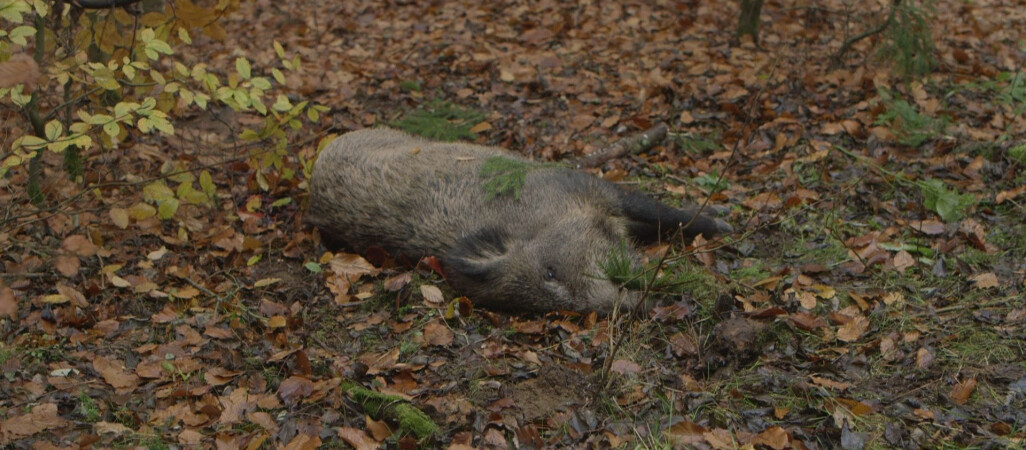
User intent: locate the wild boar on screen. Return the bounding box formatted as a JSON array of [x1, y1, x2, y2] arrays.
[[307, 128, 731, 314]]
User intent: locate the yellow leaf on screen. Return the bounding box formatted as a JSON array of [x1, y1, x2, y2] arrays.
[[109, 207, 129, 229], [254, 278, 281, 288], [43, 294, 70, 304], [267, 316, 287, 328], [128, 202, 156, 220]]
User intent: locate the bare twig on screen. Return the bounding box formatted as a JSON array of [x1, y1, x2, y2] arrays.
[[71, 0, 144, 9], [571, 123, 668, 169], [830, 0, 902, 69]]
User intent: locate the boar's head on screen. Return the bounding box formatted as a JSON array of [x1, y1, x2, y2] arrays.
[[443, 211, 639, 314]]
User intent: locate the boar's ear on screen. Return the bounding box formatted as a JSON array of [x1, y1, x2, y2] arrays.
[[443, 227, 511, 282], [614, 188, 732, 243]]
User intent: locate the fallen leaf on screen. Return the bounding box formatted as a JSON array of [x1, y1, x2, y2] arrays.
[[0, 53, 41, 91], [62, 234, 98, 257], [420, 284, 444, 305], [892, 250, 916, 272], [94, 421, 132, 435], [93, 356, 141, 392], [278, 376, 314, 405], [283, 433, 321, 450], [610, 359, 641, 375], [970, 272, 999, 289], [751, 426, 789, 450], [267, 316, 287, 328], [0, 403, 69, 443], [916, 347, 934, 369], [909, 219, 945, 235], [55, 255, 80, 277], [336, 427, 377, 450], [836, 315, 870, 342], [423, 320, 454, 346], [810, 375, 851, 391], [469, 121, 492, 133], [365, 416, 393, 441], [109, 207, 130, 229], [742, 192, 782, 211], [950, 378, 977, 405], [0, 283, 17, 319]]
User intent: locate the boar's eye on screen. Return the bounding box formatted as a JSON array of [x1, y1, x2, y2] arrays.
[[544, 266, 556, 281]]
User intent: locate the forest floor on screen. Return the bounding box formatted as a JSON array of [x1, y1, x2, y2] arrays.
[[2, 0, 1025, 448]]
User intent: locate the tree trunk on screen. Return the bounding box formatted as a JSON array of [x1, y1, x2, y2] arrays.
[[736, 0, 764, 44]]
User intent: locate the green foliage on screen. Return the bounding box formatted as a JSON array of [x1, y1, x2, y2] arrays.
[[480, 156, 533, 200], [675, 132, 721, 155], [875, 89, 948, 147], [0, 0, 325, 214], [995, 71, 1026, 114], [916, 178, 975, 222], [601, 242, 719, 301], [694, 170, 729, 192], [399, 80, 422, 92], [1008, 143, 1026, 165], [391, 100, 484, 141], [77, 392, 101, 423], [877, 0, 936, 77]]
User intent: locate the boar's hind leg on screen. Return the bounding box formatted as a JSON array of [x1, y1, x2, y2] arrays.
[[616, 188, 732, 243]]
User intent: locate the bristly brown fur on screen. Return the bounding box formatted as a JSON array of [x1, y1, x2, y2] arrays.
[[307, 128, 731, 314]]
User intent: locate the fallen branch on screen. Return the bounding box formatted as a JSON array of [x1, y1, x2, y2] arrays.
[[572, 123, 668, 169], [344, 384, 440, 440]]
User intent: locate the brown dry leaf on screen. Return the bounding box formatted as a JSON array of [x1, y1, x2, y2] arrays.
[[469, 121, 492, 133], [751, 426, 789, 450], [789, 312, 827, 331], [950, 378, 977, 405], [664, 420, 706, 445], [0, 282, 17, 319], [810, 375, 852, 391], [742, 192, 782, 211], [55, 254, 80, 277], [327, 253, 380, 295], [93, 356, 141, 393], [0, 403, 69, 443], [278, 376, 315, 405], [94, 421, 133, 436], [420, 284, 444, 306], [610, 359, 641, 375], [797, 291, 817, 309], [336, 427, 377, 450], [283, 433, 321, 450], [219, 388, 256, 425], [970, 272, 999, 289], [909, 219, 945, 235], [0, 54, 40, 91], [246, 411, 279, 432], [916, 347, 934, 369], [835, 397, 873, 415], [892, 250, 916, 272], [205, 367, 241, 385], [62, 234, 98, 257], [703, 428, 737, 450], [669, 332, 698, 357], [996, 185, 1026, 204], [384, 272, 412, 291], [423, 320, 454, 346], [365, 416, 393, 441], [836, 315, 870, 342]]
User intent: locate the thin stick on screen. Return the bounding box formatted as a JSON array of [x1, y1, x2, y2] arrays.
[[572, 123, 668, 169]]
